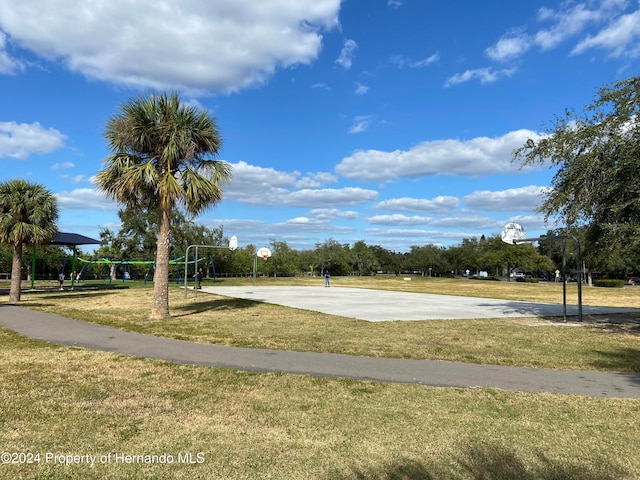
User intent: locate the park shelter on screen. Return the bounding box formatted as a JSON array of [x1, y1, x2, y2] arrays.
[[29, 232, 102, 289]]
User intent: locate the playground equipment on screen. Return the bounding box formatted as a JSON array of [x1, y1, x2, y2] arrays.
[[183, 236, 238, 299]]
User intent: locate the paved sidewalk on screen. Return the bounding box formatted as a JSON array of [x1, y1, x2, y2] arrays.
[[1, 304, 639, 399]]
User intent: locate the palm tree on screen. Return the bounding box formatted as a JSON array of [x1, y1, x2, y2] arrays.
[[95, 92, 231, 319], [0, 179, 59, 302]]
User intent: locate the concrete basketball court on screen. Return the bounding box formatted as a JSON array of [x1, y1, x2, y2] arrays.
[[200, 285, 640, 321]]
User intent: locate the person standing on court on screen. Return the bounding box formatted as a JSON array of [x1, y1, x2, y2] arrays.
[[194, 268, 203, 289], [324, 270, 330, 287]]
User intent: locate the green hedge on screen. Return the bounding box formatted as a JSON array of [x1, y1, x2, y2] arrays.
[[593, 279, 625, 288], [471, 275, 501, 281], [515, 277, 540, 283]]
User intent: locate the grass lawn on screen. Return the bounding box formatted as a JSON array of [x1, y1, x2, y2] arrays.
[[1, 276, 639, 479], [1, 329, 639, 479], [7, 276, 640, 371]]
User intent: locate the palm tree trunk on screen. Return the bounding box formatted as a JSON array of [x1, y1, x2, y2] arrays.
[[151, 206, 171, 319], [9, 241, 23, 302]]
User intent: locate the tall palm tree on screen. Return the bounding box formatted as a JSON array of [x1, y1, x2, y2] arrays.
[[0, 179, 59, 302], [96, 92, 231, 319]]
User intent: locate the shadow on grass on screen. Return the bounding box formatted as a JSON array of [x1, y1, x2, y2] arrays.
[[171, 297, 256, 318], [334, 443, 629, 479], [3, 291, 122, 308], [588, 347, 640, 376]]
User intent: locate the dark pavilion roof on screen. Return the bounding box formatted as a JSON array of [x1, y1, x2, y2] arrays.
[[51, 232, 103, 246]]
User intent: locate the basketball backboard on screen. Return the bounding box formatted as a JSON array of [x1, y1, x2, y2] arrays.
[[228, 235, 238, 251], [501, 222, 526, 244], [257, 247, 272, 259]]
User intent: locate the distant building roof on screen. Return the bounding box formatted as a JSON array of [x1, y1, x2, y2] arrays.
[[52, 232, 103, 246]]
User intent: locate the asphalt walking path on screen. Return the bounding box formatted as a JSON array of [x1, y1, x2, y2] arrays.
[[1, 287, 640, 399]]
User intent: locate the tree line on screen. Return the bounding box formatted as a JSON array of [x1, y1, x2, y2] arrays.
[[88, 206, 598, 281]]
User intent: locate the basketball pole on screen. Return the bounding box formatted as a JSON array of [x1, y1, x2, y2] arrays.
[[184, 238, 238, 299]]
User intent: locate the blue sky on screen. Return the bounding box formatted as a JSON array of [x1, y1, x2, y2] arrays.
[[1, 0, 639, 253]]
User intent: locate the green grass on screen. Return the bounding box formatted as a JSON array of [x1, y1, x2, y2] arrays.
[[0, 329, 639, 479], [9, 277, 640, 371], [2, 276, 640, 478]]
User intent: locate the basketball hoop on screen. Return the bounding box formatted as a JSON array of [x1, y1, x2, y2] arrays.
[[501, 222, 526, 244], [257, 247, 272, 261]]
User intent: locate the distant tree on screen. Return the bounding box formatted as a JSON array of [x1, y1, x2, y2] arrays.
[[513, 75, 640, 263], [349, 240, 380, 275], [94, 203, 225, 261], [96, 92, 231, 319], [407, 244, 447, 276], [268, 240, 301, 277], [369, 245, 399, 274], [478, 235, 554, 277], [0, 179, 58, 302], [313, 238, 350, 276]]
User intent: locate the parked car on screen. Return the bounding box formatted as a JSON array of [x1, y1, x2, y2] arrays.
[[625, 277, 640, 285]]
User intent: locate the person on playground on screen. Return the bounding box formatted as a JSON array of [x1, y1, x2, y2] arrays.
[[324, 270, 330, 287], [194, 268, 203, 289], [58, 272, 65, 290]]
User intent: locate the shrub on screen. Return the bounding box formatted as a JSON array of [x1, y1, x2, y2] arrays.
[[515, 277, 540, 283], [593, 279, 625, 288]]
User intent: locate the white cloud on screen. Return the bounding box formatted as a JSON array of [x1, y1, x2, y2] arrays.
[[225, 161, 376, 207], [336, 129, 544, 182], [486, 32, 531, 62], [226, 160, 332, 192], [483, 2, 639, 63], [69, 175, 87, 184], [335, 39, 358, 70], [0, 31, 24, 74], [387, 0, 404, 8], [390, 52, 440, 68], [203, 218, 266, 234], [412, 52, 440, 67], [365, 227, 481, 244], [0, 0, 342, 93], [58, 174, 86, 184], [51, 161, 75, 170], [430, 215, 503, 230], [354, 82, 369, 95], [273, 216, 352, 234], [308, 208, 359, 220], [374, 196, 459, 214], [572, 10, 640, 57], [55, 188, 118, 211], [368, 214, 434, 226], [312, 82, 331, 90], [348, 115, 373, 134], [506, 215, 549, 232], [295, 171, 338, 188], [285, 188, 378, 208], [463, 185, 550, 212], [0, 121, 66, 159], [444, 67, 517, 87], [534, 3, 606, 50]]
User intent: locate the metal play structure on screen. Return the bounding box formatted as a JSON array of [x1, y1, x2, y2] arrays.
[[183, 236, 238, 298]]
